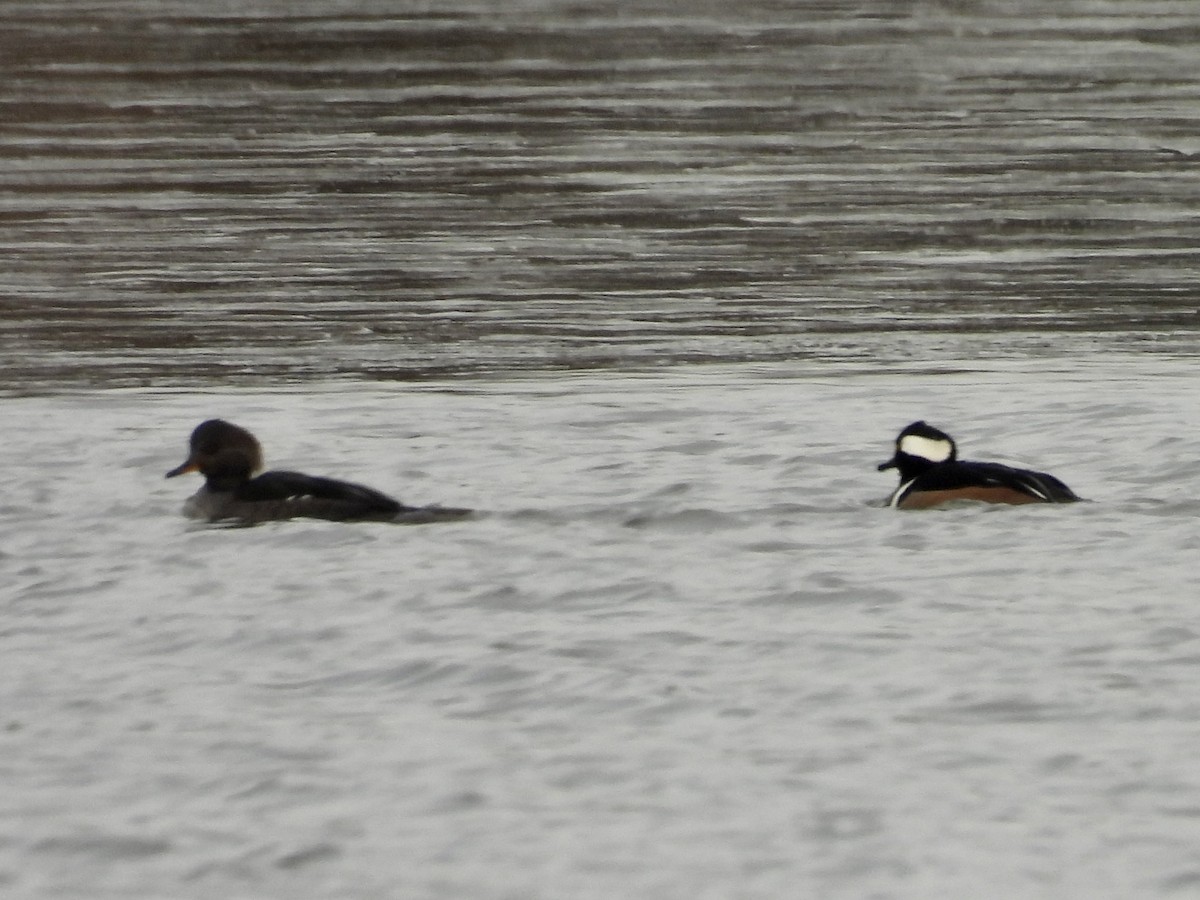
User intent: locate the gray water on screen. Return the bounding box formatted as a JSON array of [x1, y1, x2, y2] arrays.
[[2, 2, 1200, 898], [2, 0, 1199, 388]]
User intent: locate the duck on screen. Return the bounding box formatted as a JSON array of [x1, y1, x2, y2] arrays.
[[878, 421, 1081, 509], [165, 419, 471, 524]]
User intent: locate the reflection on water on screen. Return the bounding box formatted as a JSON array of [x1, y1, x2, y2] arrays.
[[1, 0, 1198, 390]]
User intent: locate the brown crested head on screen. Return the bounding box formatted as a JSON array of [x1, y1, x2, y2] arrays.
[[165, 419, 265, 480]]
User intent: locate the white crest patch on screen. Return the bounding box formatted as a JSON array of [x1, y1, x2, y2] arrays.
[[898, 433, 953, 463]]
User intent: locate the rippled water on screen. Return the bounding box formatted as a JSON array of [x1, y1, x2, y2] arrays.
[[7, 357, 1200, 898], [3, 1, 1200, 898], [2, 0, 1199, 388]]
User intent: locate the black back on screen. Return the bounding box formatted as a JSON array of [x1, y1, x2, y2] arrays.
[[907, 460, 1080, 503], [235, 470, 406, 520]]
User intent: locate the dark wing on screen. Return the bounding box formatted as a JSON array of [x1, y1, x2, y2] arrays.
[[927, 461, 1080, 503], [239, 470, 405, 520]]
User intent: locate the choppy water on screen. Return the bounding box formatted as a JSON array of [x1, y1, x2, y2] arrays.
[[2, 0, 1199, 388], [3, 1, 1200, 898]]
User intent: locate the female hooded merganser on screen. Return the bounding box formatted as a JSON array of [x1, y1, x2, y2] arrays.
[[878, 421, 1081, 509], [166, 419, 471, 524]]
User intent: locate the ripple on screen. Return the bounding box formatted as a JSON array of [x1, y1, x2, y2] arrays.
[[2, 4, 1198, 391], [32, 834, 171, 859]]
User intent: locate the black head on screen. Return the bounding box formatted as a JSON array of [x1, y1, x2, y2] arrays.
[[878, 421, 957, 481]]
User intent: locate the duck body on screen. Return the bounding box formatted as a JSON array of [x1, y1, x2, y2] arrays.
[[180, 470, 408, 524], [167, 419, 471, 525], [879, 421, 1081, 510]]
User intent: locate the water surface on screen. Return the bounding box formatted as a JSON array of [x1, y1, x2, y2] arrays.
[[1, 0, 1198, 389], [5, 358, 1200, 898], [2, 2, 1200, 898]]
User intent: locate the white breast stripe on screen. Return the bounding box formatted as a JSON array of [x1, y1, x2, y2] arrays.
[[889, 478, 917, 508]]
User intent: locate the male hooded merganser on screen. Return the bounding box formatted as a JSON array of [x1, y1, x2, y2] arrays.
[[878, 421, 1081, 510], [166, 419, 471, 524]]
